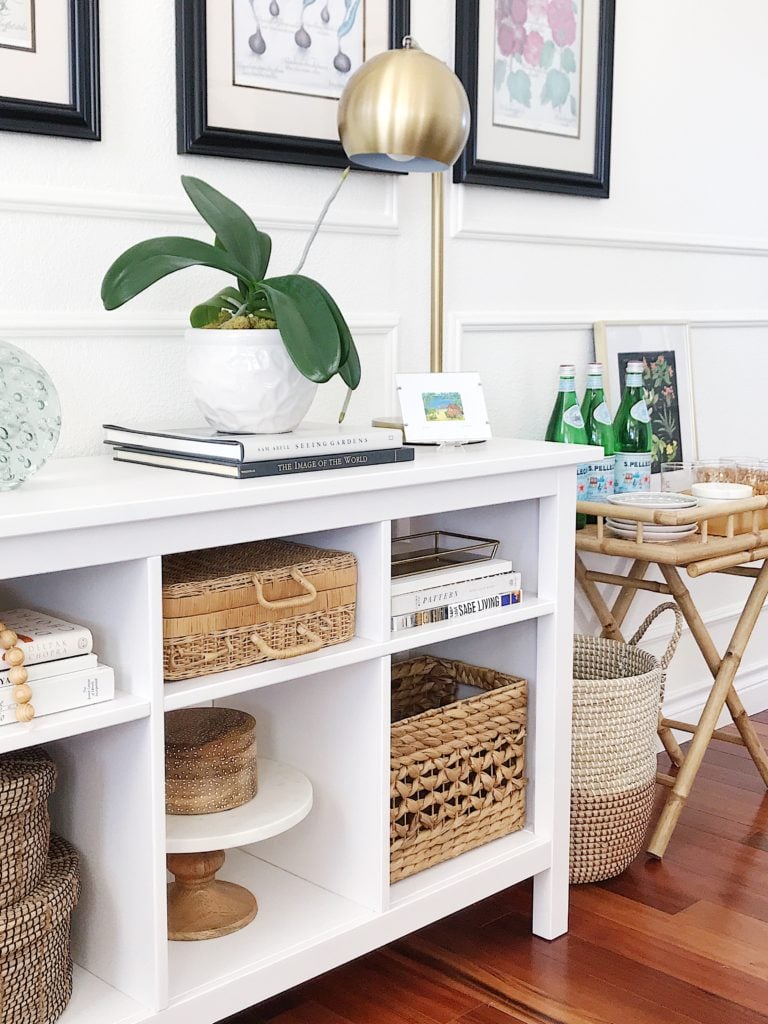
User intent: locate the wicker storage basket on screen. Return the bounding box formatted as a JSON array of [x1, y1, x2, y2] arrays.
[[0, 749, 56, 910], [165, 708, 258, 814], [570, 602, 683, 884], [162, 539, 357, 681], [0, 834, 80, 1024], [390, 656, 527, 883]]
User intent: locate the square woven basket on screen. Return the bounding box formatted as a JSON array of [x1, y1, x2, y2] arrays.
[[162, 539, 357, 681], [390, 656, 527, 883]]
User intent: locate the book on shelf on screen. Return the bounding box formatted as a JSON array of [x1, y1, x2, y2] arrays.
[[103, 421, 403, 462], [391, 592, 521, 632], [0, 664, 115, 726], [390, 556, 515, 597], [0, 609, 93, 667], [112, 445, 415, 478], [0, 652, 98, 683], [391, 569, 522, 616]]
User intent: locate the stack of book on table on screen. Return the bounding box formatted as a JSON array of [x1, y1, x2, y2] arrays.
[[0, 609, 115, 725], [103, 422, 415, 479], [391, 558, 522, 632]]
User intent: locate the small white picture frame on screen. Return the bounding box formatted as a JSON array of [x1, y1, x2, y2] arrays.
[[395, 372, 492, 445]]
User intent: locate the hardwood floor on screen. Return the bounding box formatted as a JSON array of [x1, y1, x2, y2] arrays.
[[224, 712, 768, 1024]]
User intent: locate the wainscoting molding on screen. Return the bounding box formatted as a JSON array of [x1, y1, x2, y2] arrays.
[[0, 179, 399, 235], [449, 186, 768, 258]]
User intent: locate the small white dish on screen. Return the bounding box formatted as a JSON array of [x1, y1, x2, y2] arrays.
[[690, 482, 753, 501], [608, 491, 698, 510], [606, 518, 697, 535], [606, 523, 697, 543]]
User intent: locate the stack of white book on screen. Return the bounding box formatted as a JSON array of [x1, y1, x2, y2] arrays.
[[391, 559, 522, 632], [0, 609, 115, 726]]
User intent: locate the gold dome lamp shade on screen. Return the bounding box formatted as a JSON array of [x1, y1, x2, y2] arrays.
[[338, 39, 471, 371]]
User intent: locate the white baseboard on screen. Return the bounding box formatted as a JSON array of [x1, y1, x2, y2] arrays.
[[657, 661, 768, 750]]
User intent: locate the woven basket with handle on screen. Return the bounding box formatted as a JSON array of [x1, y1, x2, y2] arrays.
[[390, 656, 527, 883], [570, 601, 683, 884]]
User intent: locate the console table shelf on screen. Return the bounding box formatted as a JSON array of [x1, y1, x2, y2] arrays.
[[0, 439, 593, 1024]]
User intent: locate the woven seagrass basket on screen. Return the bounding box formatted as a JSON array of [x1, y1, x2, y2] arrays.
[[570, 602, 683, 884], [390, 656, 527, 883], [0, 749, 56, 910], [162, 539, 357, 680], [0, 834, 80, 1024]]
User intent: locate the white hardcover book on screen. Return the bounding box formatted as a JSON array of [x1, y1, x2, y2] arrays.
[[103, 422, 403, 463], [0, 609, 93, 667], [390, 557, 514, 598], [391, 591, 521, 632], [391, 571, 522, 616], [0, 652, 98, 683], [0, 664, 115, 726]]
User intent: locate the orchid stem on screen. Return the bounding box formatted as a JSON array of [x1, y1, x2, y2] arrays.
[[293, 167, 351, 275], [338, 386, 353, 424]]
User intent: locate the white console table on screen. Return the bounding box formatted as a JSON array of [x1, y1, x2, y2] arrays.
[[0, 438, 594, 1024]]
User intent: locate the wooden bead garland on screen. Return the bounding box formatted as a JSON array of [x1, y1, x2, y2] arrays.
[[0, 621, 34, 722]]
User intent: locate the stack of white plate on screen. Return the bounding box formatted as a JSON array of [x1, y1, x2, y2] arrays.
[[605, 492, 699, 543]]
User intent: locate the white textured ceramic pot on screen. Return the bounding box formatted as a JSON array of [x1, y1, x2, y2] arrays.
[[186, 328, 317, 434]]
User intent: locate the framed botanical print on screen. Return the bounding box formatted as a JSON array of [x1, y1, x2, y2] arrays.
[[176, 0, 410, 168], [0, 0, 100, 139], [454, 0, 615, 196]]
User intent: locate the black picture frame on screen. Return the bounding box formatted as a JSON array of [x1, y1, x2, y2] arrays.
[[0, 0, 100, 140], [454, 0, 615, 197], [176, 0, 410, 168]]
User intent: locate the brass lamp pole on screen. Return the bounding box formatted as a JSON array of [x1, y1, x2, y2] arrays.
[[337, 38, 471, 373]]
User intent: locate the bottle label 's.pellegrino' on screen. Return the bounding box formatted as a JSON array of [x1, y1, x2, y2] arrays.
[[593, 401, 612, 426], [576, 462, 590, 500], [630, 400, 650, 424], [558, 378, 577, 392], [584, 457, 615, 501], [626, 371, 644, 387], [563, 405, 585, 429], [614, 452, 652, 493]]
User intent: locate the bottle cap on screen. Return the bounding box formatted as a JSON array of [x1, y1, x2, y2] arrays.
[[626, 360, 645, 373], [587, 363, 603, 374], [559, 364, 576, 376]]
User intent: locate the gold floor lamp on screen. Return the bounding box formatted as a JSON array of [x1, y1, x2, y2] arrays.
[[337, 37, 471, 374]]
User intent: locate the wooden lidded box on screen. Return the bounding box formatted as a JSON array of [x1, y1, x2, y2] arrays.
[[162, 539, 357, 681], [165, 708, 258, 815]]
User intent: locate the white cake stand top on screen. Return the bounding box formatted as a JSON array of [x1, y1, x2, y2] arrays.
[[166, 757, 313, 854]]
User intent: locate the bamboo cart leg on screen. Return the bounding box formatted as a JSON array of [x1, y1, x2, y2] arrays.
[[606, 559, 650, 639], [660, 562, 768, 785], [575, 554, 625, 641], [649, 562, 768, 857]]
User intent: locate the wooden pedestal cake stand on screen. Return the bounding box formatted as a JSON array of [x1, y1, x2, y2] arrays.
[[166, 758, 313, 940]]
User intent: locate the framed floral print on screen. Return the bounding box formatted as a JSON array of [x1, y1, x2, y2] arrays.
[[0, 0, 100, 139], [176, 0, 410, 168], [454, 0, 615, 196]]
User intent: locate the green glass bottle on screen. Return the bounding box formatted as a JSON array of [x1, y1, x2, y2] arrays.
[[613, 360, 652, 493], [545, 364, 589, 527], [580, 362, 615, 502]]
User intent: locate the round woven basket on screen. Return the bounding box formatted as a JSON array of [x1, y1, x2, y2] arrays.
[[570, 602, 683, 884], [0, 749, 56, 910], [0, 833, 80, 1024]]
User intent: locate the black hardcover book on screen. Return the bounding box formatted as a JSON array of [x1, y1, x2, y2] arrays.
[[113, 445, 415, 478]]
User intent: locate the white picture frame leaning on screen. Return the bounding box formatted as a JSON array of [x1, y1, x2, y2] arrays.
[[395, 373, 492, 445], [594, 320, 698, 475]]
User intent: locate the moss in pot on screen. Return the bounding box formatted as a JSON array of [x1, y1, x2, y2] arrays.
[[101, 174, 360, 433]]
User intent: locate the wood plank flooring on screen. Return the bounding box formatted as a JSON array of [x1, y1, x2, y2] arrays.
[[223, 711, 768, 1024]]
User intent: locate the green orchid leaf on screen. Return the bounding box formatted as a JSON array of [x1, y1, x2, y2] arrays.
[[182, 176, 271, 280], [101, 237, 252, 310], [338, 337, 361, 390], [189, 287, 243, 328], [260, 275, 342, 383]]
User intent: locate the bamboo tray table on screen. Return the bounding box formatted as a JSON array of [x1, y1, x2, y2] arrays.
[[574, 494, 768, 858]]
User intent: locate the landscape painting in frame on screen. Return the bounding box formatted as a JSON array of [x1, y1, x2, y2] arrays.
[[0, 0, 35, 51], [232, 0, 365, 100], [422, 392, 466, 423], [594, 321, 697, 477], [493, 0, 583, 138]]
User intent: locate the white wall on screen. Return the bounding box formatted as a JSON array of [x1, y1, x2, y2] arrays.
[[2, 0, 767, 712]]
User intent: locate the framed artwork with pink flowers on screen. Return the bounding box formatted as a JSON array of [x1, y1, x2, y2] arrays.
[[454, 0, 615, 196]]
